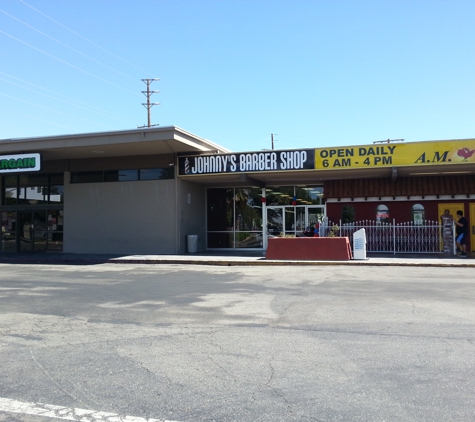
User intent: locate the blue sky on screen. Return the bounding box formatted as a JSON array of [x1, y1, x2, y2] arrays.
[[1, 0, 474, 152]]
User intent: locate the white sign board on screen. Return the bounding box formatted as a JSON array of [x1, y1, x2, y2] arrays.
[[353, 228, 367, 260]]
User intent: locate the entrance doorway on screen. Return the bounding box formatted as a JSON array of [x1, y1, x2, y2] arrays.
[[266, 206, 325, 238], [18, 211, 47, 252], [437, 203, 463, 252]]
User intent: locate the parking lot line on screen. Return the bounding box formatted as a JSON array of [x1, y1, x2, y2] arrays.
[[0, 397, 180, 422]]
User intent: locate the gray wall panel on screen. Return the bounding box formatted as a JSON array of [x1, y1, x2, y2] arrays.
[[64, 180, 177, 254]]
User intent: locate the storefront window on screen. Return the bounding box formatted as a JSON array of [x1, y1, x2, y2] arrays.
[[207, 186, 325, 248], [49, 174, 64, 204], [265, 186, 294, 206], [412, 204, 425, 225], [342, 205, 355, 224], [207, 188, 234, 232], [1, 211, 17, 252], [266, 186, 324, 206], [1, 174, 64, 252], [72, 168, 174, 183], [47, 210, 64, 251], [105, 169, 139, 182], [3, 175, 18, 205], [17, 174, 47, 205], [2, 174, 62, 206], [71, 171, 104, 184], [376, 204, 389, 224], [297, 186, 324, 205], [267, 208, 283, 236], [140, 168, 174, 180], [207, 187, 263, 249], [235, 188, 263, 248], [235, 188, 262, 231]]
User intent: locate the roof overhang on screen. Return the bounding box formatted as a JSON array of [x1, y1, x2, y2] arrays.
[[178, 163, 475, 187], [0, 126, 230, 161]]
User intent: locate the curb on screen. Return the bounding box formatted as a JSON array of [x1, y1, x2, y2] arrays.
[[0, 257, 474, 268]]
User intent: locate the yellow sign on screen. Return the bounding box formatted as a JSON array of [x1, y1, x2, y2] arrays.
[[315, 139, 475, 170]]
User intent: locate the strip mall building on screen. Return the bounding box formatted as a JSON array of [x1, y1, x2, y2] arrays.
[[1, 127, 474, 255]]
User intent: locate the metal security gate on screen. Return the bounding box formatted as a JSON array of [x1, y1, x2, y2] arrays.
[[321, 219, 448, 254]]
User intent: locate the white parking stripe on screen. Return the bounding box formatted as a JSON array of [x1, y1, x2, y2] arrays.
[[0, 397, 181, 422]]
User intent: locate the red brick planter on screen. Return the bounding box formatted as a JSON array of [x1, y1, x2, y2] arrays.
[[266, 237, 353, 261]]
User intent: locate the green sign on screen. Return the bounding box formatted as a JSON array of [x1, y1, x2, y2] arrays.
[[0, 153, 41, 173]]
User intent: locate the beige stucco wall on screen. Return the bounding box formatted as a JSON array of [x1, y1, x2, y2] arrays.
[[64, 178, 178, 255]]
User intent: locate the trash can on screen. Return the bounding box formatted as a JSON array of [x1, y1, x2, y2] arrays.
[[187, 235, 198, 253]]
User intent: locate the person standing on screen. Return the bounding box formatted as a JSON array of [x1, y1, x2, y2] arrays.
[[454, 210, 468, 257]]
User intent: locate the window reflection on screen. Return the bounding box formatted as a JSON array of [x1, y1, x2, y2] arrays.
[[71, 168, 174, 183], [47, 210, 64, 251], [376, 204, 389, 224], [49, 186, 64, 203], [342, 205, 355, 224], [207, 187, 263, 249], [266, 186, 324, 206], [1, 211, 17, 252], [2, 174, 63, 205], [207, 185, 325, 248]]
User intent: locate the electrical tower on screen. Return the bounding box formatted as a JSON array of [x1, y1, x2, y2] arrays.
[[138, 78, 160, 128]]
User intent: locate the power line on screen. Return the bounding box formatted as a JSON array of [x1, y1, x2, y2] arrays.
[[1, 0, 159, 134], [0, 73, 136, 125], [0, 29, 140, 96], [14, 112, 79, 131], [0, 8, 139, 83], [0, 91, 115, 128], [17, 0, 153, 77]]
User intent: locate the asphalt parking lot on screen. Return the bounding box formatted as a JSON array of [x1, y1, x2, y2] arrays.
[[0, 263, 474, 421]]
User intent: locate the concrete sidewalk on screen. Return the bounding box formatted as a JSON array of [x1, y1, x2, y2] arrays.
[[0, 251, 473, 267]]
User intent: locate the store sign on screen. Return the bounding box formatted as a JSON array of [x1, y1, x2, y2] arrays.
[[0, 153, 41, 173], [178, 150, 315, 175], [315, 140, 475, 170]]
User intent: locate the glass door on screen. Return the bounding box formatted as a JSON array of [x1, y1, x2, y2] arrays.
[[266, 205, 325, 238], [19, 211, 47, 252], [1, 211, 17, 252], [308, 207, 325, 235], [267, 207, 284, 237]]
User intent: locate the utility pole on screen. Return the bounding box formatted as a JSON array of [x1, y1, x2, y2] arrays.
[[138, 78, 160, 128], [271, 133, 278, 150], [373, 138, 404, 144]]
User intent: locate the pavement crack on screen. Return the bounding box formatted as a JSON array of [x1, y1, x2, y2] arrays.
[[29, 347, 92, 409], [207, 355, 234, 378], [265, 361, 291, 408]]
